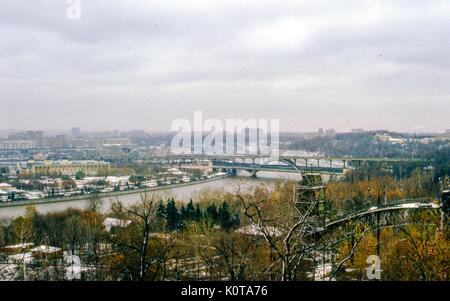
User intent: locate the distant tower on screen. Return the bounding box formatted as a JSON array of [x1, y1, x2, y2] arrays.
[[71, 127, 81, 137]]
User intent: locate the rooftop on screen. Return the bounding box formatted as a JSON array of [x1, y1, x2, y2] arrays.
[[30, 245, 62, 254], [3, 243, 34, 249], [103, 217, 132, 232]]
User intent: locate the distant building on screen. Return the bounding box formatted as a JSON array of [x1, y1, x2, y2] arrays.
[[374, 133, 406, 144], [32, 153, 47, 161], [0, 140, 36, 150], [351, 128, 364, 133], [103, 137, 132, 146], [27, 160, 110, 176], [126, 129, 147, 138], [0, 183, 13, 191], [106, 176, 129, 187], [325, 129, 336, 134], [42, 135, 69, 148], [0, 189, 7, 202], [71, 127, 81, 137], [318, 128, 324, 134], [8, 131, 43, 141]]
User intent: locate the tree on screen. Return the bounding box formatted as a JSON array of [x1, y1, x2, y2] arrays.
[[166, 199, 179, 231], [180, 205, 187, 222], [79, 210, 104, 266], [8, 206, 36, 280], [126, 192, 158, 280], [186, 199, 196, 221], [218, 201, 239, 230], [205, 203, 218, 224], [75, 171, 86, 180], [129, 175, 145, 187], [85, 193, 103, 213], [109, 200, 128, 219], [156, 200, 166, 218], [107, 194, 181, 281], [213, 231, 257, 280], [62, 179, 77, 191], [236, 183, 320, 281], [64, 215, 81, 255], [195, 204, 202, 221], [0, 223, 4, 248]]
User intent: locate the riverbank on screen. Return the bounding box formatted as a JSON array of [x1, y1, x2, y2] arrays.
[[0, 174, 231, 209]]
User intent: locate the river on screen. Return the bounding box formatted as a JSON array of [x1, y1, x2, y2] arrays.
[[0, 171, 303, 220]]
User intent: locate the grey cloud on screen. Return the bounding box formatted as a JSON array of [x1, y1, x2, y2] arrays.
[[0, 0, 449, 133]]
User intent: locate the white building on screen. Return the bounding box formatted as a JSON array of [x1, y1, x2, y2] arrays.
[[103, 218, 132, 232], [106, 176, 129, 187], [374, 133, 406, 144], [0, 189, 7, 201], [0, 183, 13, 191]]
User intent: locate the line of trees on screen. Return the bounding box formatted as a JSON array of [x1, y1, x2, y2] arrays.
[[155, 198, 240, 232]]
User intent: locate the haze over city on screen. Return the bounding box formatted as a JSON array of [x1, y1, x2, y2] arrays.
[[1, 0, 450, 133]]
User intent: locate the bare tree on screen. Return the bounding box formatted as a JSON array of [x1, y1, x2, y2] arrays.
[[212, 231, 256, 281], [9, 206, 35, 280], [328, 227, 371, 280], [126, 192, 157, 280], [236, 186, 318, 281], [85, 193, 104, 213]]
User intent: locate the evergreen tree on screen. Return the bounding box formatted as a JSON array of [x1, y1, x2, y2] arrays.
[[156, 200, 166, 218], [178, 204, 187, 229], [186, 199, 196, 221], [205, 203, 219, 224], [75, 171, 86, 180], [195, 203, 203, 221], [218, 201, 234, 229], [166, 198, 179, 231], [232, 213, 241, 229], [180, 204, 187, 220]]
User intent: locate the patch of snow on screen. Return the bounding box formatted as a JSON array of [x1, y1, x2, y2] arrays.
[[103, 217, 132, 232], [236, 224, 283, 237]]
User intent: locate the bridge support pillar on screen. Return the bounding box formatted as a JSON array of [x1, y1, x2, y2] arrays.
[[440, 186, 449, 233], [376, 195, 381, 256], [440, 211, 447, 233]]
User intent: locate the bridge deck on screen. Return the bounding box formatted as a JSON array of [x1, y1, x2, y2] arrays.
[[324, 198, 441, 230], [212, 161, 344, 174]]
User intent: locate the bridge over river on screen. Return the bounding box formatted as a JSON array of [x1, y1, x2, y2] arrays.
[[212, 161, 344, 176], [209, 156, 429, 177]]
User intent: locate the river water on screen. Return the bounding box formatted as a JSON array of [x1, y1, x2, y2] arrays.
[[0, 171, 303, 220]]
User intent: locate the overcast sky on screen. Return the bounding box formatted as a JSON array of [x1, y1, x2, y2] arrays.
[[1, 0, 449, 133]]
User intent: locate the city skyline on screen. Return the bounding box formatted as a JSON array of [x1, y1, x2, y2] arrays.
[[1, 1, 450, 133]]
